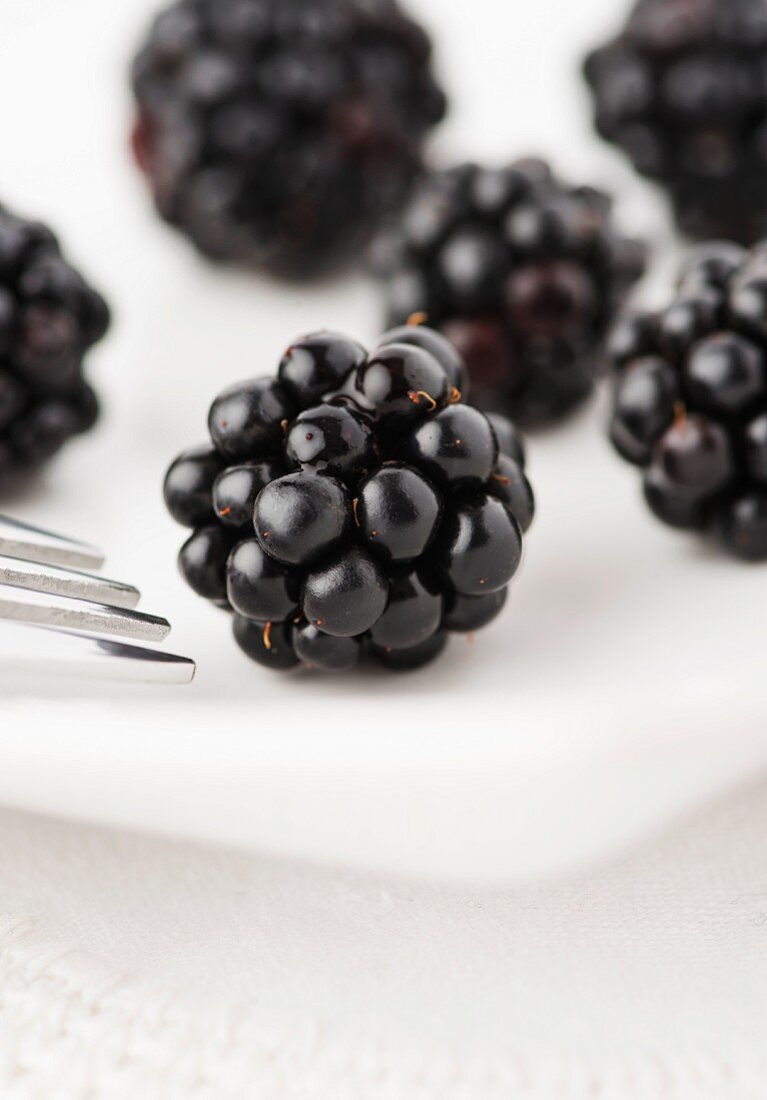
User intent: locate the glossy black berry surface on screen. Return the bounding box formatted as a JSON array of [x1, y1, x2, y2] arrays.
[[0, 202, 109, 488], [609, 241, 767, 559], [254, 472, 351, 566], [208, 378, 294, 460], [285, 403, 375, 481], [346, 343, 450, 429], [164, 445, 224, 527], [212, 458, 284, 527], [179, 524, 236, 600], [377, 325, 469, 395], [442, 588, 508, 633], [406, 405, 498, 489], [302, 544, 389, 637], [278, 331, 366, 405], [227, 537, 301, 621], [377, 159, 644, 426], [131, 0, 446, 278], [371, 630, 447, 670], [357, 464, 441, 563], [233, 615, 300, 670], [368, 568, 443, 649], [292, 621, 362, 672], [486, 455, 535, 534], [433, 494, 522, 596], [585, 0, 767, 243], [165, 328, 535, 672]]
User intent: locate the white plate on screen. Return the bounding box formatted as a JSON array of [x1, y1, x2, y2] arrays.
[[3, 385, 765, 883], [0, 0, 764, 884]]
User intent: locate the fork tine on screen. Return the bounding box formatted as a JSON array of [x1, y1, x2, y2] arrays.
[[0, 621, 196, 685], [0, 554, 141, 610], [0, 513, 195, 685], [0, 513, 105, 571], [0, 584, 171, 642]]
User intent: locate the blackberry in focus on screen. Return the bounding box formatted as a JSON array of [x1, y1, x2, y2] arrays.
[[609, 240, 767, 560], [585, 0, 767, 244], [164, 327, 534, 673], [0, 203, 109, 487], [131, 0, 446, 278], [377, 160, 645, 426]]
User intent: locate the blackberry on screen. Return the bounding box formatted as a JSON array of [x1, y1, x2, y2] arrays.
[[0, 203, 109, 488], [377, 160, 644, 426], [609, 240, 767, 560], [585, 0, 767, 244], [131, 0, 446, 278], [165, 327, 534, 673]]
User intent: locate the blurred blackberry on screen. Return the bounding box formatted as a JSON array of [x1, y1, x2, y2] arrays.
[[165, 328, 534, 674], [377, 159, 645, 427], [585, 0, 767, 244], [131, 0, 446, 278], [0, 203, 109, 487], [609, 240, 767, 560]]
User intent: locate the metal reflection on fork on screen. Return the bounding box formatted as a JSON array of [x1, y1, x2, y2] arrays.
[[0, 514, 195, 685]]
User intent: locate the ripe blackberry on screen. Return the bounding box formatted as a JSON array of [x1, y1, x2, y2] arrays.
[[131, 0, 446, 278], [585, 0, 767, 244], [165, 327, 534, 673], [609, 240, 767, 560], [0, 203, 109, 487], [377, 160, 645, 426]]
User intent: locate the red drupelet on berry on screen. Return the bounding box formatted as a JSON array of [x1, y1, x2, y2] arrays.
[[0, 203, 109, 487], [376, 160, 645, 427], [585, 0, 767, 244], [130, 0, 446, 278], [609, 240, 767, 560], [164, 328, 534, 673]]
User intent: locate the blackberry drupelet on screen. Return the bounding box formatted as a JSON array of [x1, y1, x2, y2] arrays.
[[378, 160, 644, 426], [609, 240, 767, 560], [131, 0, 446, 278], [0, 203, 109, 487], [164, 327, 534, 673], [585, 0, 767, 244]]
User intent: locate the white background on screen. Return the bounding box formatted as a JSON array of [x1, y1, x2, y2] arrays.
[[0, 0, 764, 886], [1, 2, 766, 1096]]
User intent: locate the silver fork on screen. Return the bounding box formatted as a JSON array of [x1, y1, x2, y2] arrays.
[[0, 514, 195, 684]]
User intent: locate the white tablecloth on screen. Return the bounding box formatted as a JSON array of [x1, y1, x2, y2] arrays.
[[1, 779, 765, 1100]]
